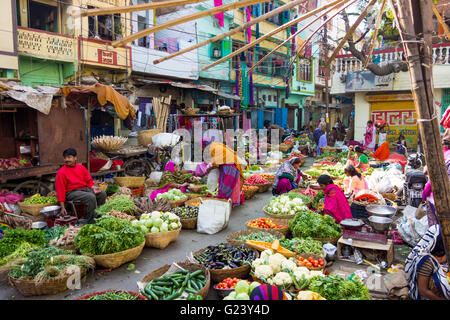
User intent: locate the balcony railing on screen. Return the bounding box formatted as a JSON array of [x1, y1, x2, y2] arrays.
[[334, 43, 450, 74], [17, 27, 76, 62]]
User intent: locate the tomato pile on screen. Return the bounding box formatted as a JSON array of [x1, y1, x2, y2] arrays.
[[215, 278, 250, 290], [244, 174, 270, 185], [248, 218, 287, 230], [297, 256, 325, 268]]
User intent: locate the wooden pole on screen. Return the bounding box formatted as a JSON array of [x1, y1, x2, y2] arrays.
[[202, 0, 347, 71], [324, 14, 330, 138], [363, 0, 387, 69], [153, 0, 308, 65], [432, 3, 450, 41], [285, 0, 357, 74], [249, 0, 346, 73], [112, 0, 270, 47], [325, 0, 377, 68], [79, 0, 207, 17], [396, 0, 450, 262]]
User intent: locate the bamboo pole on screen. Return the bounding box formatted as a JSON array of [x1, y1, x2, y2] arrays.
[[249, 0, 346, 73], [285, 0, 357, 74], [325, 0, 377, 68], [202, 0, 346, 71], [153, 0, 308, 65], [396, 0, 450, 262], [79, 0, 207, 17], [112, 0, 270, 48], [363, 0, 387, 69], [432, 3, 450, 41]]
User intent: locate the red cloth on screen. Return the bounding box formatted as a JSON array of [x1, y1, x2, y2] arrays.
[[90, 156, 108, 173], [323, 184, 352, 223], [55, 164, 95, 202], [441, 106, 450, 129], [370, 141, 390, 161], [385, 153, 407, 169]]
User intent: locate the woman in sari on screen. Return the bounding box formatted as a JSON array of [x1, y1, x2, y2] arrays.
[[347, 145, 370, 172], [317, 175, 352, 223], [405, 224, 450, 300], [272, 157, 310, 196], [363, 120, 376, 151], [343, 164, 368, 197], [204, 141, 245, 206], [150, 161, 193, 200]]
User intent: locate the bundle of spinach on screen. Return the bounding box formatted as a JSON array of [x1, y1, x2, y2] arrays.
[[96, 195, 136, 215], [10, 246, 95, 280], [308, 275, 371, 300], [312, 191, 325, 209], [74, 216, 145, 255], [288, 210, 342, 239], [0, 229, 47, 261], [44, 225, 68, 243]]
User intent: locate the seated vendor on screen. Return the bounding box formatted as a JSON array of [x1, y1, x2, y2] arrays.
[[56, 148, 106, 224], [272, 157, 311, 196], [343, 164, 368, 197], [317, 175, 352, 223], [405, 225, 450, 300], [347, 145, 369, 172]]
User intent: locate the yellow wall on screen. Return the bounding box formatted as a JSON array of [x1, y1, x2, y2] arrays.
[[234, 11, 287, 42], [0, 0, 18, 70]]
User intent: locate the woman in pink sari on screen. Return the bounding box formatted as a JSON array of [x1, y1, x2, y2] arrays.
[[363, 120, 376, 151], [317, 175, 352, 223]]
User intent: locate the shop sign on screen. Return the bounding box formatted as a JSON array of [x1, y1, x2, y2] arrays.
[[346, 70, 394, 92], [98, 49, 117, 65]]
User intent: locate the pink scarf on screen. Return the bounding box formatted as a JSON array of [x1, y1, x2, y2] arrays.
[[364, 125, 374, 147], [323, 184, 352, 223]]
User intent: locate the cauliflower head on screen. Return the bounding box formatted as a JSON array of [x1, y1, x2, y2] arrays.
[[251, 258, 265, 268], [273, 272, 293, 287], [268, 253, 287, 273], [260, 249, 274, 260], [281, 259, 297, 272], [254, 265, 273, 279]]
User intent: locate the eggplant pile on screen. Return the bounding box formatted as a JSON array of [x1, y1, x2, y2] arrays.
[[194, 243, 257, 269], [171, 206, 199, 219]]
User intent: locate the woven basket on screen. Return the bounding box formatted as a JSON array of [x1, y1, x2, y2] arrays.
[[226, 229, 285, 246], [184, 197, 228, 207], [137, 129, 162, 147], [263, 206, 296, 225], [18, 202, 57, 217], [250, 183, 272, 193], [182, 108, 200, 115], [92, 241, 145, 269], [140, 262, 211, 299], [295, 253, 326, 271], [77, 290, 147, 300], [169, 198, 188, 208], [193, 246, 259, 283], [9, 268, 88, 297], [113, 177, 146, 188], [243, 186, 258, 200], [245, 221, 289, 237], [279, 144, 292, 153], [145, 228, 181, 249], [381, 193, 397, 202], [180, 217, 197, 230], [188, 184, 206, 193], [185, 193, 207, 200]]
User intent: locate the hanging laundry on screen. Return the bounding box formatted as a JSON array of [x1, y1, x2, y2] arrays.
[[214, 0, 224, 27]]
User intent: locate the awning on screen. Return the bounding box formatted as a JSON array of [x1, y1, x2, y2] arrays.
[[135, 78, 241, 100]]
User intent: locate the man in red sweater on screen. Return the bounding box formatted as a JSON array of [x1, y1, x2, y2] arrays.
[[56, 148, 106, 224]]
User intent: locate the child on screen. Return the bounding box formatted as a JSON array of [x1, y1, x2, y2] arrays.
[[397, 134, 407, 155]]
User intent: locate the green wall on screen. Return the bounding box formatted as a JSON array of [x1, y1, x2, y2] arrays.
[[18, 56, 75, 87]]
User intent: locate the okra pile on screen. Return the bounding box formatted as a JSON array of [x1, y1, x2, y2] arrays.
[[141, 269, 206, 300]]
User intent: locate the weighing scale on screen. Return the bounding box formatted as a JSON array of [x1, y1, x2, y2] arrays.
[[340, 219, 388, 244]]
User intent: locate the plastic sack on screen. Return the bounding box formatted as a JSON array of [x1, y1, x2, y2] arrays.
[[397, 209, 428, 247], [376, 176, 394, 194], [148, 171, 163, 186], [323, 243, 337, 261], [197, 198, 231, 234], [206, 168, 219, 192], [152, 133, 180, 147]]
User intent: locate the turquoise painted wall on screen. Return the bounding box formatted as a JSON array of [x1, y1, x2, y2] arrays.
[[18, 56, 75, 87]]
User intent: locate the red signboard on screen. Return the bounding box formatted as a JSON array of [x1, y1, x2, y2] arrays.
[[98, 49, 117, 65]]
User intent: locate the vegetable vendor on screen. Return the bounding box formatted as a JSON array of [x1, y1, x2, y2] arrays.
[[343, 164, 368, 196], [317, 175, 352, 223], [150, 161, 193, 200], [272, 157, 311, 196], [405, 225, 450, 300], [56, 148, 106, 224], [346, 145, 370, 172], [203, 139, 245, 206]]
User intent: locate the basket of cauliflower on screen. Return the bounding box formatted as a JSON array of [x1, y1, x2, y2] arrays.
[[132, 211, 182, 249], [264, 195, 311, 225], [250, 249, 325, 292]]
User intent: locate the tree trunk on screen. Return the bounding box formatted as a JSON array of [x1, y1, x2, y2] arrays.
[[397, 0, 450, 262]]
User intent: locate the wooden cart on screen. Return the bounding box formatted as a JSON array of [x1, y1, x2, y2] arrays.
[[104, 146, 153, 177]]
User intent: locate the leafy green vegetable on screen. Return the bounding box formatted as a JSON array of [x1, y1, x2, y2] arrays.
[[0, 229, 47, 260], [288, 210, 341, 239], [44, 225, 68, 243], [312, 191, 325, 210], [106, 185, 120, 196], [82, 290, 140, 300], [292, 238, 323, 255], [22, 195, 57, 204], [96, 195, 136, 215], [308, 275, 371, 300], [74, 216, 145, 255]]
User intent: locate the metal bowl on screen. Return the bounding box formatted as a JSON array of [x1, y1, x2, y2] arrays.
[[368, 216, 393, 232], [40, 205, 61, 217], [365, 205, 396, 219]]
